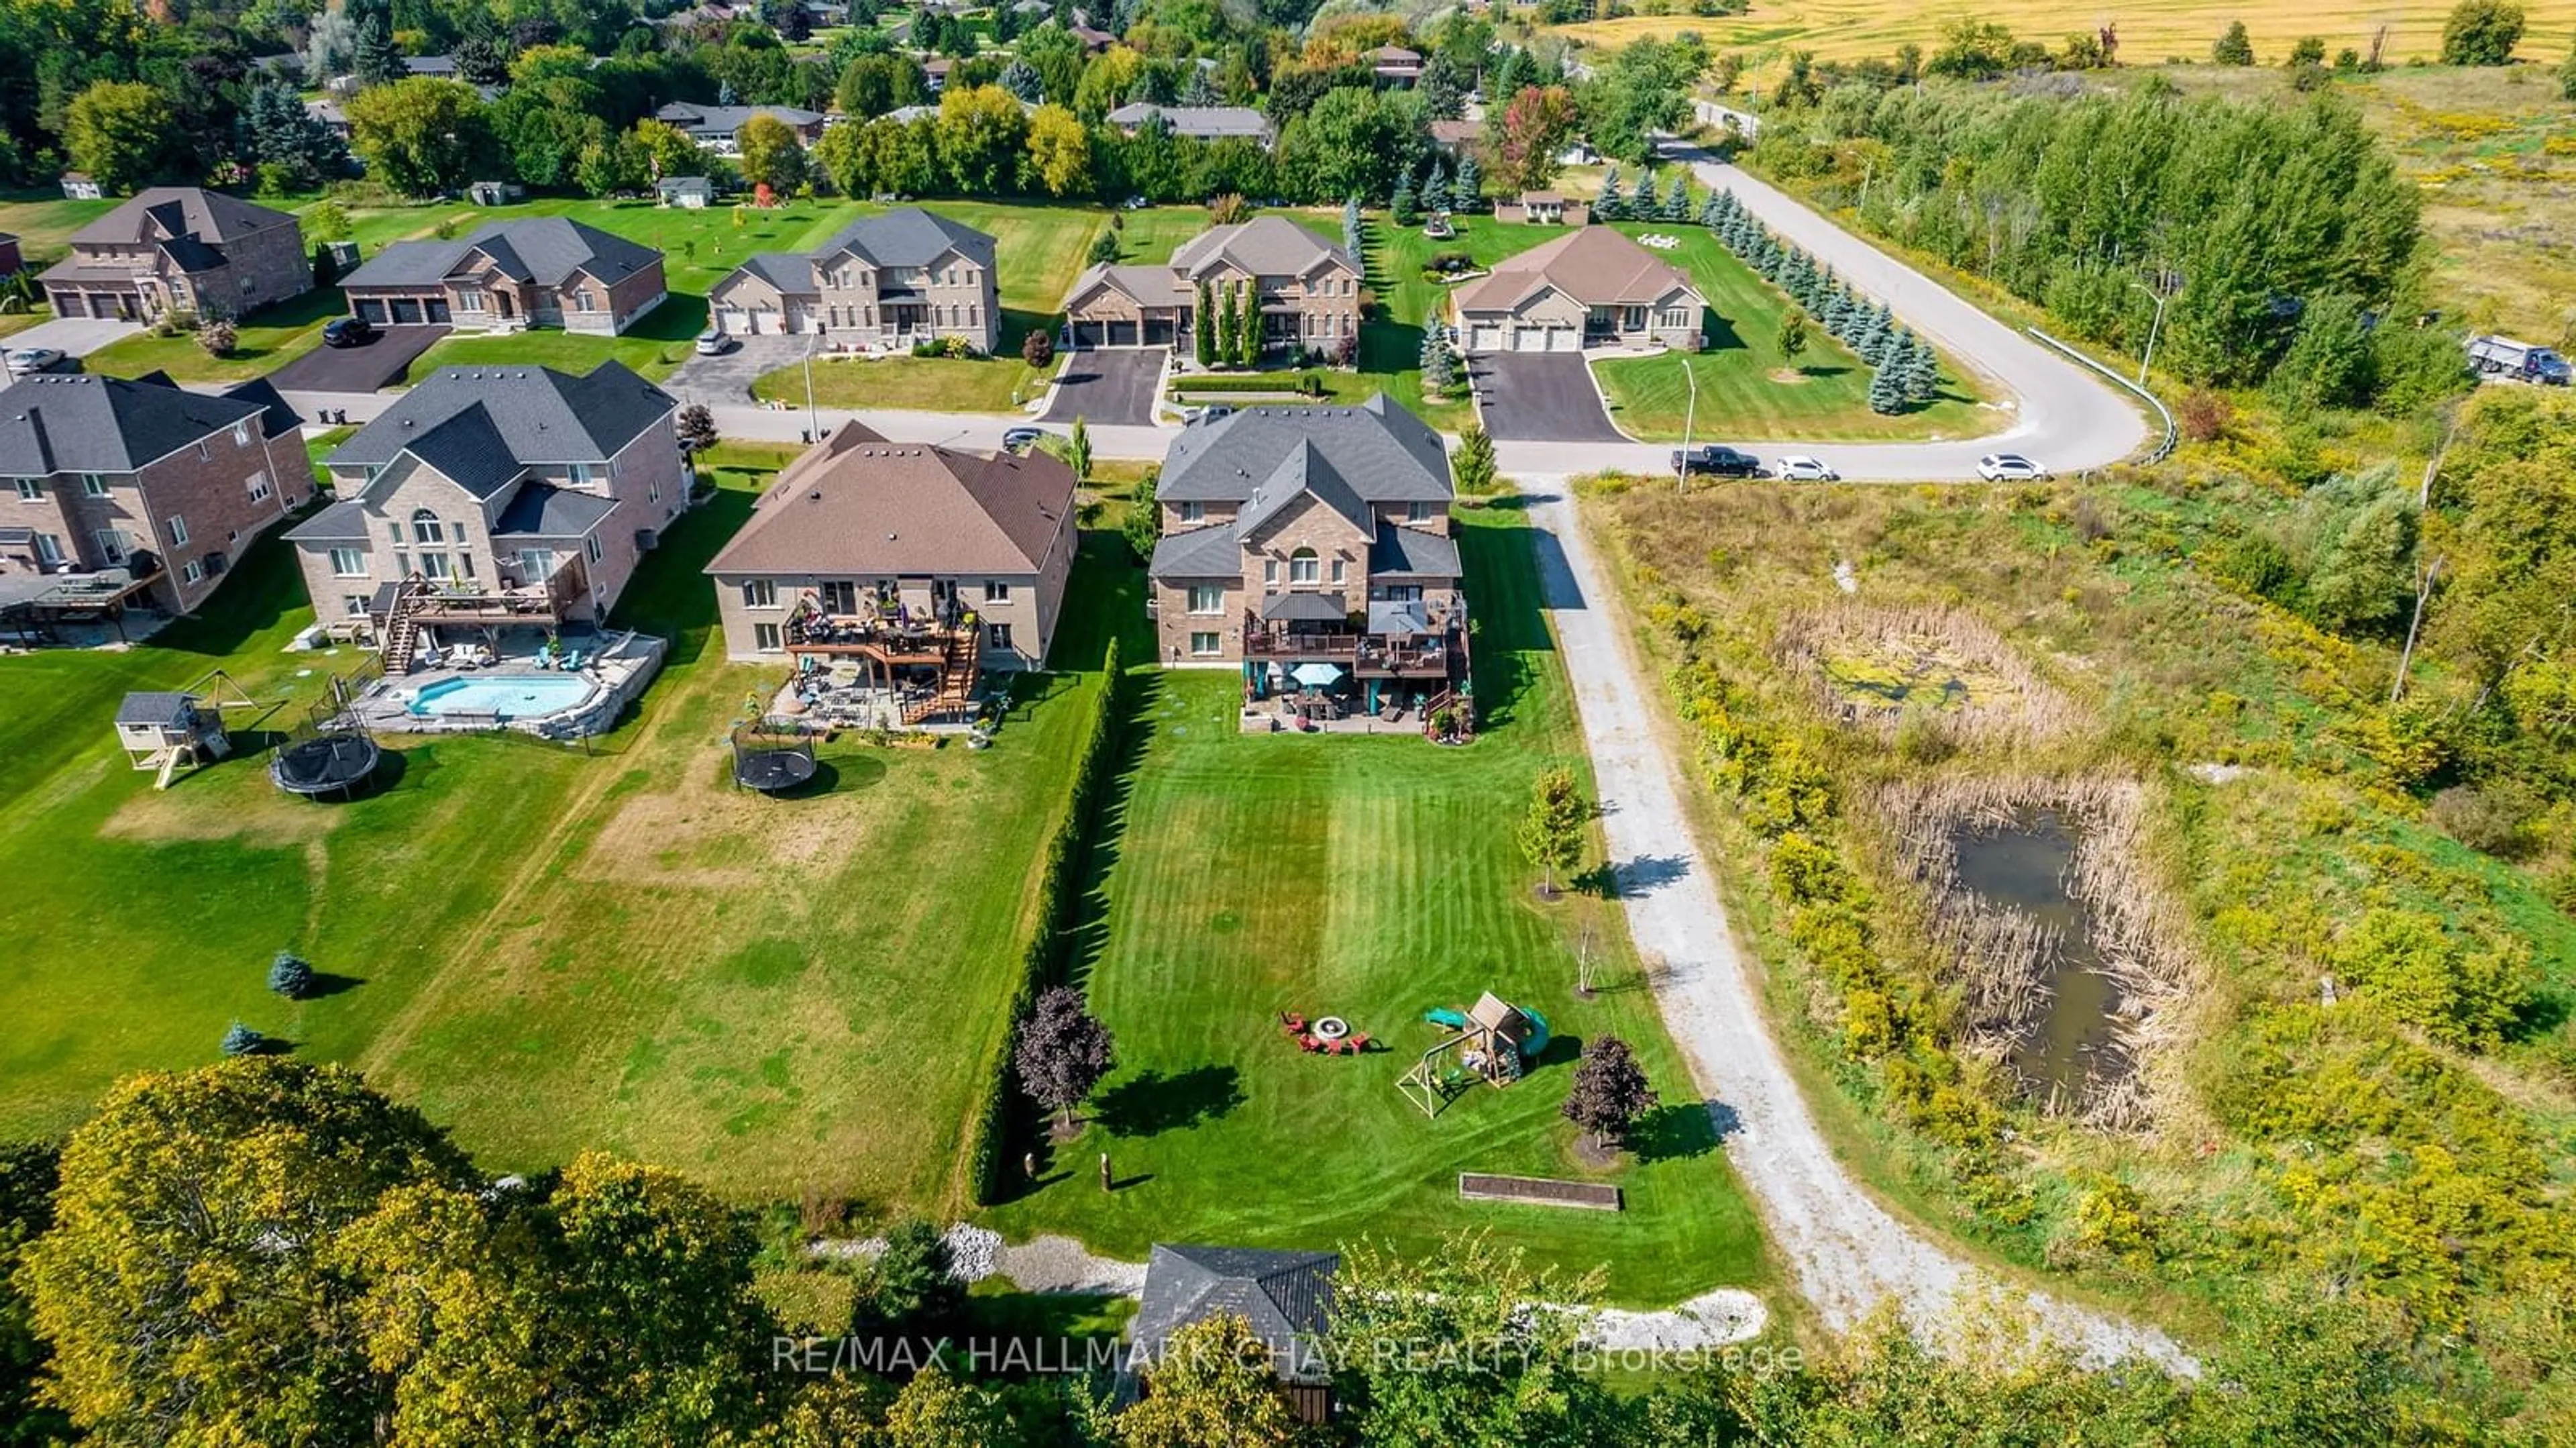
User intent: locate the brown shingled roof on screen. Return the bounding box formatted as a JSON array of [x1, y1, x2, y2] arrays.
[[1452, 225, 1703, 314], [704, 425, 1074, 576]]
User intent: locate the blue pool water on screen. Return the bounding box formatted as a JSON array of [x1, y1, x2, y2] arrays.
[[409, 674, 596, 719]]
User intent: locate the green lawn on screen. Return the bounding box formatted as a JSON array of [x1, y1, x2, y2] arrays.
[[83, 287, 347, 383], [1362, 212, 1572, 432], [0, 447, 1112, 1212], [1588, 223, 2000, 444], [985, 508, 1768, 1306], [0, 193, 121, 265]]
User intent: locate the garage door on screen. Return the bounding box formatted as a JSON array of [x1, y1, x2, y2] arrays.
[[1468, 324, 1501, 352], [356, 299, 387, 324], [1069, 321, 1104, 349], [716, 307, 749, 334], [1548, 327, 1580, 353], [427, 300, 451, 323], [54, 293, 83, 319], [390, 299, 422, 325], [1512, 325, 1546, 352]]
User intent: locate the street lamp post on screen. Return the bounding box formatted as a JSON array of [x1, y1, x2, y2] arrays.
[[1674, 353, 1699, 493], [802, 331, 819, 444], [2131, 279, 2169, 387]]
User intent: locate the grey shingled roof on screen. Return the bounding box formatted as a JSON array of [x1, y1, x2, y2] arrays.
[[219, 376, 303, 440], [329, 364, 674, 470], [0, 374, 266, 475], [399, 405, 523, 499], [1067, 262, 1187, 308], [1146, 522, 1244, 580], [655, 101, 824, 134], [1237, 439, 1372, 539], [730, 251, 818, 295], [342, 218, 659, 291], [492, 483, 620, 537], [285, 499, 372, 544], [1134, 1245, 1337, 1386], [1169, 216, 1352, 282], [116, 691, 198, 727], [1159, 395, 1452, 507], [70, 187, 295, 246], [1106, 103, 1273, 142], [814, 207, 996, 271], [1368, 525, 1461, 579]]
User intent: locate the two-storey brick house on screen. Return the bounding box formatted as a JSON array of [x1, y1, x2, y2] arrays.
[[40, 188, 309, 322], [1146, 396, 1464, 716], [0, 372, 317, 615], [1063, 216, 1360, 355], [708, 208, 1000, 351], [282, 364, 685, 656], [338, 219, 668, 334]]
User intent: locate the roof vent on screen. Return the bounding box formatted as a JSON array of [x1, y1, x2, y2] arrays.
[[809, 490, 822, 501]]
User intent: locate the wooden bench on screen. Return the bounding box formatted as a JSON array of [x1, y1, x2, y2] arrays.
[[1457, 1174, 1623, 1212]]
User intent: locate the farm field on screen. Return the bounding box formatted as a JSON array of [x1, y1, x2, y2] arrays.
[[1548, 1, 2576, 71], [1587, 223, 1998, 442], [987, 507, 1770, 1305], [0, 446, 1113, 1212]]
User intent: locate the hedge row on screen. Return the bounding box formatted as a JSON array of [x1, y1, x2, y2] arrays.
[[965, 635, 1129, 1206], [1163, 372, 1333, 397]]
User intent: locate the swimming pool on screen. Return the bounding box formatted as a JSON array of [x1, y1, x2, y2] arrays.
[[408, 674, 597, 720]]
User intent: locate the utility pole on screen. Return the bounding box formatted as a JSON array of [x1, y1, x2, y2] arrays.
[[802, 331, 819, 444], [2129, 278, 2168, 386], [1674, 352, 1698, 493]]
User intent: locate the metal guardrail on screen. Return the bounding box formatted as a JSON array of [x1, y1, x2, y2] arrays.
[[2023, 326, 2178, 471]]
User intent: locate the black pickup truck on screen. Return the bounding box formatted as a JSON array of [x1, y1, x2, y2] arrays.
[[1671, 445, 1764, 478]]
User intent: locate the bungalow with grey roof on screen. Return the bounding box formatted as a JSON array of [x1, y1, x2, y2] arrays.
[[338, 217, 667, 334], [282, 363, 684, 665], [654, 101, 828, 155], [1104, 103, 1275, 149], [1144, 395, 1466, 722]]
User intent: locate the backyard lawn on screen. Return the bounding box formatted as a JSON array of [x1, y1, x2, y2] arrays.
[[0, 446, 1114, 1212], [1363, 212, 1572, 432], [987, 507, 1769, 1306], [1588, 223, 2000, 443]]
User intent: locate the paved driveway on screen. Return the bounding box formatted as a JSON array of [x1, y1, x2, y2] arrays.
[[1472, 352, 1627, 443], [664, 333, 806, 403], [267, 325, 448, 393], [5, 316, 142, 358], [1043, 348, 1164, 425]]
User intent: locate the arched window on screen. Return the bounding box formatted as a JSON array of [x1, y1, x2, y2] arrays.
[[411, 509, 444, 544], [1288, 547, 1320, 585]]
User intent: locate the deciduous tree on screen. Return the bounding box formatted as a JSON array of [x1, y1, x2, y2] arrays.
[[736, 113, 808, 194], [64, 81, 176, 194], [1519, 767, 1586, 897], [2439, 0, 2524, 65], [1562, 1035, 1658, 1151], [1452, 423, 1497, 496], [1324, 1233, 1609, 1442], [1025, 103, 1091, 197], [1119, 1312, 1299, 1447], [2212, 19, 2256, 64], [1491, 84, 1576, 194], [345, 78, 492, 196], [937, 84, 1030, 195], [1014, 986, 1114, 1129]]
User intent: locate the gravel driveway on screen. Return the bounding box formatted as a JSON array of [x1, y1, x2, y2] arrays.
[[1517, 476, 2193, 1373]]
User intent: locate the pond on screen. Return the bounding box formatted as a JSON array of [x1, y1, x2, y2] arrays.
[[1951, 809, 2126, 1108]]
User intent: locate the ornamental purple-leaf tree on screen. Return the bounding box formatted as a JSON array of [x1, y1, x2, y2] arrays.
[[1014, 986, 1115, 1130], [1562, 1035, 1657, 1151]]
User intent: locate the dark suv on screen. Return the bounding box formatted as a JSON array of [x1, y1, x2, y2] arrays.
[[321, 316, 376, 348], [1671, 445, 1762, 478]]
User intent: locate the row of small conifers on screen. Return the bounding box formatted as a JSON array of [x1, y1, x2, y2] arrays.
[[965, 635, 1128, 1205]]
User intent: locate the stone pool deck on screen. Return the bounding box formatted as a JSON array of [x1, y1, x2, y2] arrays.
[[353, 631, 667, 739]]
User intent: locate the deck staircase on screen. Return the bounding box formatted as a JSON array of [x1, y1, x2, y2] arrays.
[[1421, 687, 1473, 741], [378, 578, 428, 674], [900, 625, 983, 725]]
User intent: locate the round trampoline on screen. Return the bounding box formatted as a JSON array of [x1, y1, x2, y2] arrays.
[[732, 737, 818, 793], [271, 733, 380, 799]]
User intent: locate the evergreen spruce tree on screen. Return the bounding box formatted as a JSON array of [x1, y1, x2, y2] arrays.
[[1664, 172, 1690, 221], [353, 15, 402, 86], [1423, 336, 1456, 397], [1902, 331, 1941, 401], [1193, 282, 1215, 368], [1454, 154, 1482, 212], [1342, 196, 1362, 255], [1596, 166, 1622, 221], [1700, 195, 1724, 228], [1422, 162, 1449, 217], [1854, 305, 1890, 365], [1868, 356, 1908, 413], [1391, 170, 1417, 227], [1235, 281, 1258, 366]]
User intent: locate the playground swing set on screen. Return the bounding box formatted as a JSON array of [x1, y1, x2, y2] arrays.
[[1397, 991, 1551, 1118], [112, 670, 263, 790]]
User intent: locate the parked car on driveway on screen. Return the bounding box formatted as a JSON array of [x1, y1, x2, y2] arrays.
[[694, 329, 734, 356], [4, 346, 64, 376], [320, 317, 374, 349], [1001, 426, 1044, 454], [1977, 453, 2047, 481], [1777, 454, 1838, 482], [1672, 444, 1762, 478]]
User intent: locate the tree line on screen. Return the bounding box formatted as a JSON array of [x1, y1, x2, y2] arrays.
[[0, 1058, 2494, 1445]]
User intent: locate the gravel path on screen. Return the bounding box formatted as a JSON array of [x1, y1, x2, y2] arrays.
[[1517, 477, 2194, 1374]]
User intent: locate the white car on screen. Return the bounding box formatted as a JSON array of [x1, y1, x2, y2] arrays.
[[693, 329, 733, 356], [5, 347, 64, 376], [1976, 453, 2047, 482], [1777, 454, 1838, 482]]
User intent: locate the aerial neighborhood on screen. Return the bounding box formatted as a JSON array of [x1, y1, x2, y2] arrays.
[[3, 0, 2575, 1440]]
